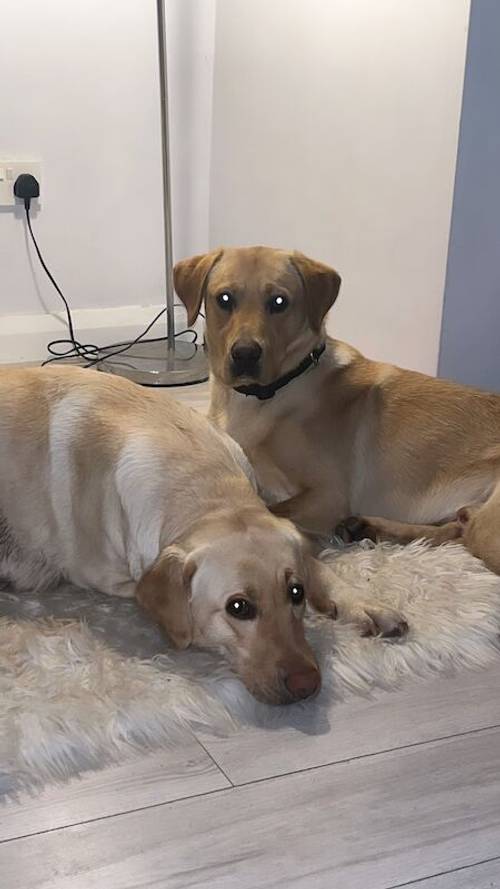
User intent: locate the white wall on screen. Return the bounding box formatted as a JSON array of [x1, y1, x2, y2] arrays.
[[0, 0, 215, 325], [209, 0, 470, 374], [0, 0, 470, 371]]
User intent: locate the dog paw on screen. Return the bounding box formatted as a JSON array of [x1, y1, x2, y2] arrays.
[[335, 515, 377, 544], [361, 606, 409, 640], [334, 596, 409, 639]]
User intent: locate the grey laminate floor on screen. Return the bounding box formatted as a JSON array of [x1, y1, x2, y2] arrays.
[[1, 382, 500, 888]]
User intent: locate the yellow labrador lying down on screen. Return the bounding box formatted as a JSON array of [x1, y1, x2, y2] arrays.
[[0, 366, 345, 704]]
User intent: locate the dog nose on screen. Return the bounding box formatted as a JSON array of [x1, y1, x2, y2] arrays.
[[230, 340, 262, 369], [284, 667, 321, 701]]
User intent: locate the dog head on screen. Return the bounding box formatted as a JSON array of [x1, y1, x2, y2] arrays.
[[174, 246, 341, 386], [136, 512, 327, 704]]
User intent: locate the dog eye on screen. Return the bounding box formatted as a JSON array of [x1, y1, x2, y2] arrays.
[[288, 583, 305, 605], [225, 597, 257, 620], [268, 294, 289, 314], [217, 291, 235, 312]]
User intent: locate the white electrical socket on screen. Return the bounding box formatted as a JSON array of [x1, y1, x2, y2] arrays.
[[0, 160, 42, 207]]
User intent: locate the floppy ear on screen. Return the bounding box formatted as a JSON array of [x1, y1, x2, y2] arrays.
[[174, 250, 222, 326], [136, 546, 195, 649], [289, 251, 341, 333]]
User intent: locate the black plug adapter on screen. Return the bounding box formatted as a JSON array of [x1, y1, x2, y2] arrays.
[[14, 173, 40, 210]]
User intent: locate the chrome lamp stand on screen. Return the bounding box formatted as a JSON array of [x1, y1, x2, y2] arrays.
[[100, 0, 209, 386]]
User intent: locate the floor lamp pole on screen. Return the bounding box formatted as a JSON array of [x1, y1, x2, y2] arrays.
[[100, 0, 209, 386], [156, 0, 175, 355]]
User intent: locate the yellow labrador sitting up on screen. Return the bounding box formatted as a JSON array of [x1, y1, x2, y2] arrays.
[[0, 366, 335, 704], [174, 246, 500, 585]]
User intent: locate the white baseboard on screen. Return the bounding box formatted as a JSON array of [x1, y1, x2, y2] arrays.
[[0, 303, 199, 365]]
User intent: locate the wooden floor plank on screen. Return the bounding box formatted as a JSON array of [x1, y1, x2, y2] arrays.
[[197, 661, 500, 784], [1, 728, 500, 889], [0, 740, 229, 844], [399, 857, 500, 887]]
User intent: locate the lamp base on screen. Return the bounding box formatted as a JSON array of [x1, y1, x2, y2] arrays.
[[97, 339, 209, 387]]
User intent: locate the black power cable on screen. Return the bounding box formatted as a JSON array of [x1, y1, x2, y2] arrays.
[[24, 205, 92, 362], [14, 174, 200, 369]]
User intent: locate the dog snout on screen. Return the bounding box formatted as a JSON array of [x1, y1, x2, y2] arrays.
[[230, 339, 262, 376], [284, 666, 321, 701]]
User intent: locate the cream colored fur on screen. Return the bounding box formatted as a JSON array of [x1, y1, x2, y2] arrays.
[[0, 366, 329, 704]]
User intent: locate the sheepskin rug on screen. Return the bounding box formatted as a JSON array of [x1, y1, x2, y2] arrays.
[[1, 540, 500, 796]]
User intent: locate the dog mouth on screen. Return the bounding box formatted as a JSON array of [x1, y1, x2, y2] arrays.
[[229, 359, 262, 382]]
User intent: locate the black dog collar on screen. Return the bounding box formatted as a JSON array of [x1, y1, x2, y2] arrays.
[[234, 342, 326, 401]]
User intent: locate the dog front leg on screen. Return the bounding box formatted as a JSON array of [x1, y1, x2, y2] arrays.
[[335, 515, 463, 546], [307, 557, 408, 639]]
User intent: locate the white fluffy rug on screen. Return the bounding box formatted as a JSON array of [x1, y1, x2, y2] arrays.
[[1, 540, 500, 797]]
